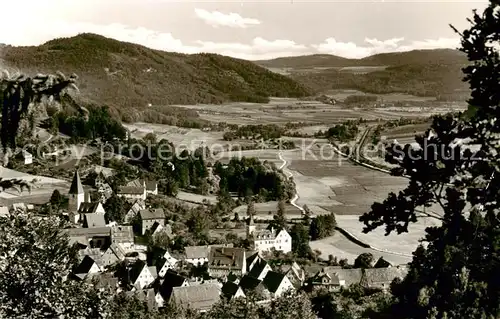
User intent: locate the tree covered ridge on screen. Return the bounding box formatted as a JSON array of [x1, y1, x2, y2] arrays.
[[257, 49, 467, 68], [359, 1, 500, 317], [291, 62, 469, 100], [1, 33, 311, 122]]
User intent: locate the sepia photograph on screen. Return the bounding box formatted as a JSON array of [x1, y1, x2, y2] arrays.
[[0, 0, 498, 318]]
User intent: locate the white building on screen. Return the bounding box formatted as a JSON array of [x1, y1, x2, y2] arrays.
[[129, 261, 157, 290], [184, 244, 234, 266], [247, 216, 292, 254], [22, 151, 33, 165], [157, 251, 179, 277]]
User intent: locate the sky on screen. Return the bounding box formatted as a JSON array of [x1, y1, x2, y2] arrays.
[[0, 0, 489, 60]]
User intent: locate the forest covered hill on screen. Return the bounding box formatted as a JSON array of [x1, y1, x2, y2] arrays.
[[256, 49, 469, 100], [0, 33, 311, 123]]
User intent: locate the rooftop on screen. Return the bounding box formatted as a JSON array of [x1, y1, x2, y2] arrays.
[[83, 213, 107, 228], [185, 244, 234, 260], [69, 170, 84, 195], [139, 208, 165, 220], [208, 247, 246, 270], [171, 284, 221, 312], [118, 186, 144, 195]]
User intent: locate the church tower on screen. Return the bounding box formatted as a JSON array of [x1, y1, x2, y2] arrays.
[[246, 214, 256, 238], [68, 170, 84, 214]]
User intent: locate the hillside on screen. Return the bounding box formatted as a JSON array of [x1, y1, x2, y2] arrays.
[[0, 33, 311, 123], [256, 49, 470, 99], [255, 49, 467, 68], [291, 62, 469, 100]]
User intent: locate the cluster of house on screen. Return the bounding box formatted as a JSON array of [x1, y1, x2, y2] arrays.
[[1, 168, 409, 313]]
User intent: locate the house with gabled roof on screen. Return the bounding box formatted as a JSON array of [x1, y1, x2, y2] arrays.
[[280, 262, 305, 287], [83, 213, 107, 228], [364, 265, 409, 291], [154, 270, 189, 307], [144, 180, 158, 196], [111, 225, 135, 251], [247, 257, 272, 281], [170, 283, 221, 313], [238, 275, 270, 300], [92, 273, 120, 293], [128, 260, 157, 290], [309, 267, 365, 291], [139, 208, 166, 235], [66, 227, 111, 249], [156, 252, 179, 277], [79, 202, 106, 215], [126, 288, 157, 310], [373, 257, 393, 268], [262, 271, 294, 298], [73, 255, 101, 280], [101, 243, 127, 267], [247, 222, 292, 254], [221, 281, 245, 300], [78, 247, 105, 268], [184, 244, 234, 266], [126, 179, 158, 196], [94, 171, 113, 203], [118, 186, 146, 201], [124, 200, 145, 223], [207, 247, 247, 279]]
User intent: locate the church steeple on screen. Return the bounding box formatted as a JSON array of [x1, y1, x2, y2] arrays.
[[69, 170, 84, 195], [68, 170, 85, 218]]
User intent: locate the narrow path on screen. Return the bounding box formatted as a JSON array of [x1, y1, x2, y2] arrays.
[[278, 151, 304, 213]]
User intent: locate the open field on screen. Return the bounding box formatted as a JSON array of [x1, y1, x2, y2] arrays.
[[177, 191, 217, 205], [310, 232, 412, 265], [0, 167, 70, 206], [124, 123, 225, 151], [169, 97, 465, 126], [335, 215, 440, 256]]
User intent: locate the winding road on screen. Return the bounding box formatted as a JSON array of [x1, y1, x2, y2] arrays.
[[278, 151, 304, 213]]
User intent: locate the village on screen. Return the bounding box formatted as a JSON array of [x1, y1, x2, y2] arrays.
[[1, 166, 409, 313]]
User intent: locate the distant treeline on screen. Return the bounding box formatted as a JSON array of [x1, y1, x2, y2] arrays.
[[291, 63, 468, 100], [344, 95, 378, 105]]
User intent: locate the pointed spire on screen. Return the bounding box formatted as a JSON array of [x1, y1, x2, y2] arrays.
[[69, 170, 84, 194], [247, 213, 255, 225]]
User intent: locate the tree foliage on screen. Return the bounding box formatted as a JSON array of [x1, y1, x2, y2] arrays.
[[0, 212, 110, 318], [354, 252, 374, 269], [359, 2, 500, 317], [53, 105, 126, 142], [309, 213, 337, 240], [0, 70, 81, 151], [215, 157, 294, 201], [104, 193, 129, 223]]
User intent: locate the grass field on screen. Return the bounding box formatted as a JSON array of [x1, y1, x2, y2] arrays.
[[0, 167, 70, 206], [335, 214, 440, 256], [169, 97, 465, 126], [310, 232, 413, 265]]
